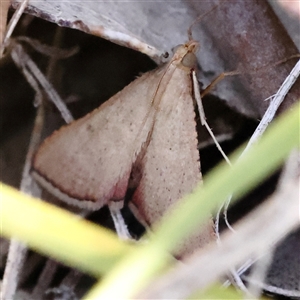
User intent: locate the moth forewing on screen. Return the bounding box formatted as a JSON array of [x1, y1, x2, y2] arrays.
[[129, 41, 215, 255], [131, 48, 201, 224], [32, 40, 215, 256], [32, 69, 162, 209]]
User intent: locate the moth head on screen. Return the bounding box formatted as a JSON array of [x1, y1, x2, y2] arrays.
[[172, 41, 199, 69], [182, 41, 198, 68]]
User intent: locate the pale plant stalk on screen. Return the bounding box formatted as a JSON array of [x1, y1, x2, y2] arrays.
[[2, 104, 44, 300], [215, 60, 300, 292], [0, 0, 29, 57]]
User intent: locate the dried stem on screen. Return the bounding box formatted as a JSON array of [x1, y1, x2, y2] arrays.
[[2, 103, 45, 300], [0, 0, 29, 57]]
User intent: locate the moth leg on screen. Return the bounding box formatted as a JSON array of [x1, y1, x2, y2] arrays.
[[200, 71, 239, 98], [192, 70, 231, 165], [108, 201, 132, 240]]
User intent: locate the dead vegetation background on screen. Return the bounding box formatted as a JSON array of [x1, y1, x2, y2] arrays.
[[0, 1, 299, 299]]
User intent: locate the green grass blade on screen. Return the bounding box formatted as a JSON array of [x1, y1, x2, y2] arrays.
[[0, 184, 133, 276], [85, 101, 300, 299]]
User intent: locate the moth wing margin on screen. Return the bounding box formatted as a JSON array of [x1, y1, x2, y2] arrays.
[[32, 69, 163, 209], [131, 67, 214, 255]]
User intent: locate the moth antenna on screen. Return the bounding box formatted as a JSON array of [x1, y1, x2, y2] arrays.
[[243, 53, 300, 75], [187, 4, 219, 41], [200, 54, 299, 98]]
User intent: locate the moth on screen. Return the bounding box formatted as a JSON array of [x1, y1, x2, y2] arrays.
[[32, 39, 215, 255]]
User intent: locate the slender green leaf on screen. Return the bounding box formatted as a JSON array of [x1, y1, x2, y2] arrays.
[[85, 101, 300, 299], [0, 184, 133, 276]]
